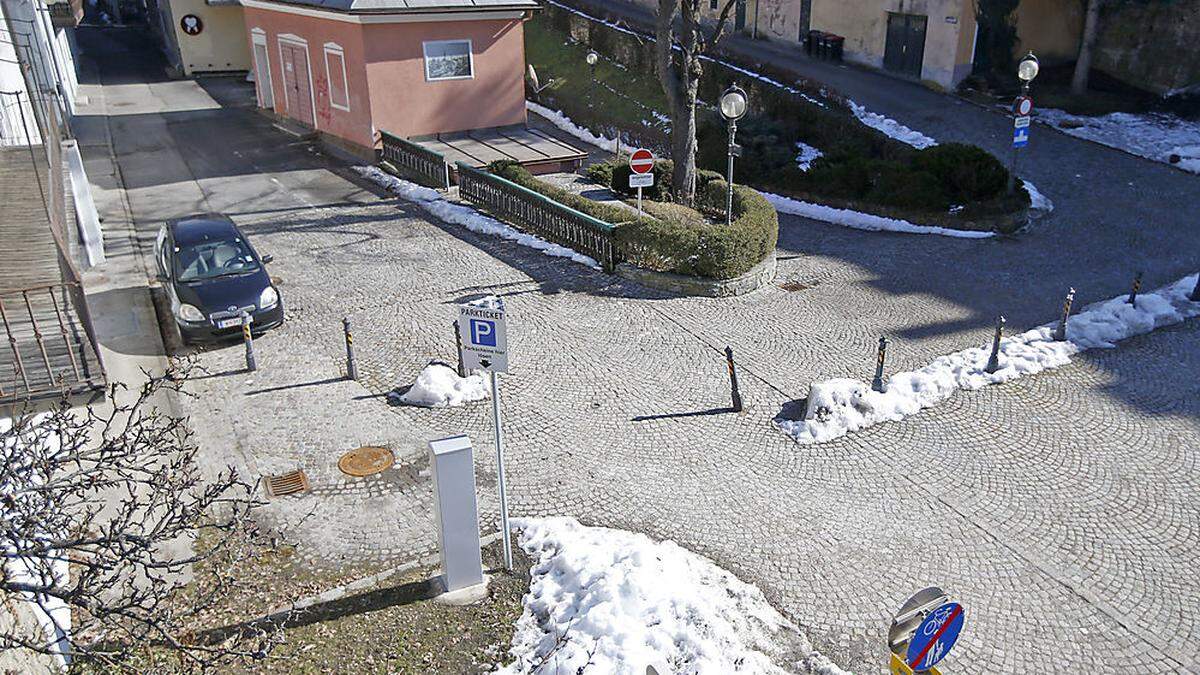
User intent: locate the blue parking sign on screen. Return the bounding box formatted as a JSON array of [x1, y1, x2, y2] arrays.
[[470, 319, 497, 347], [1013, 126, 1029, 148]]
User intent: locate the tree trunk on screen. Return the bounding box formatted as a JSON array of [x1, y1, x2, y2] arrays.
[[670, 94, 698, 202], [1071, 0, 1103, 95]]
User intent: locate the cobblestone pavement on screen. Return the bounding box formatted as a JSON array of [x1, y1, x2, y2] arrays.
[[88, 27, 1200, 675]]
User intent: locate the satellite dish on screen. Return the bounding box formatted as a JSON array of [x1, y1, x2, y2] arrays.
[[527, 64, 540, 92]]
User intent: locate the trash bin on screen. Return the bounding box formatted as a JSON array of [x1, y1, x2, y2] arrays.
[[827, 34, 844, 61], [805, 30, 824, 57]]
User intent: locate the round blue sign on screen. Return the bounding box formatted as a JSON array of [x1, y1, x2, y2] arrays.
[[905, 602, 964, 672]]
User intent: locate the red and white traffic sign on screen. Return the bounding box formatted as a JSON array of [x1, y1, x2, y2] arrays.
[[629, 148, 655, 175], [1013, 96, 1034, 117]]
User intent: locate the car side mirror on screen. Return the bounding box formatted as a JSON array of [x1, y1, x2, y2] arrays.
[[261, 254, 274, 264]]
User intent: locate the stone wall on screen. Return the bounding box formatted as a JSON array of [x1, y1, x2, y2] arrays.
[[1095, 0, 1200, 96]]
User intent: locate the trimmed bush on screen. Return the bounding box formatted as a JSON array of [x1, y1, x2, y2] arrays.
[[911, 143, 1011, 202], [611, 160, 674, 201], [487, 161, 776, 280]]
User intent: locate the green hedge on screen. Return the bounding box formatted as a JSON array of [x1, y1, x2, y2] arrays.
[[487, 161, 777, 280]]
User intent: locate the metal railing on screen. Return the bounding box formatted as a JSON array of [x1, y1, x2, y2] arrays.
[[1, 282, 104, 403], [379, 131, 450, 190], [456, 162, 617, 272]]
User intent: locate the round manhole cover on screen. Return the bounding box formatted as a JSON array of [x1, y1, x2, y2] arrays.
[[338, 446, 395, 477]]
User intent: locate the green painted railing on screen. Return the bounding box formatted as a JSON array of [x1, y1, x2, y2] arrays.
[[379, 131, 450, 190], [456, 162, 617, 272]]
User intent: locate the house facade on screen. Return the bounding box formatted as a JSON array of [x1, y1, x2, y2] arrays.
[[629, 0, 1083, 90], [240, 0, 538, 155], [146, 0, 253, 76]]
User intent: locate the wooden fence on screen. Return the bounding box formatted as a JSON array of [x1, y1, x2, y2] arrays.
[[456, 163, 617, 272], [379, 131, 450, 190]]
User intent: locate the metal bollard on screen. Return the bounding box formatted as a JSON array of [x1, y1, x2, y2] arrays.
[[453, 321, 465, 377], [1127, 271, 1142, 307], [871, 336, 888, 393], [241, 312, 257, 372], [343, 317, 358, 381], [1190, 273, 1200, 302], [1052, 287, 1075, 342], [985, 315, 1006, 374], [724, 346, 743, 412]]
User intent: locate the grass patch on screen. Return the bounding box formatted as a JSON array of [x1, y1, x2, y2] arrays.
[[527, 7, 1029, 228]]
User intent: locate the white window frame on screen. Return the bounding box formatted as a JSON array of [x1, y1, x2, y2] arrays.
[[277, 33, 319, 131], [422, 39, 474, 82], [250, 28, 274, 109], [323, 42, 350, 112]]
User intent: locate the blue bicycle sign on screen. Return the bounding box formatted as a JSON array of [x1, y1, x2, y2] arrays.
[[905, 602, 964, 672]]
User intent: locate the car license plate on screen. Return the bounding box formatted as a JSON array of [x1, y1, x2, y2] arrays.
[[216, 317, 242, 329]]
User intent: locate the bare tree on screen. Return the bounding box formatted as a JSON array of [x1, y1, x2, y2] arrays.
[[0, 365, 279, 670], [1070, 0, 1104, 95], [655, 0, 738, 205]]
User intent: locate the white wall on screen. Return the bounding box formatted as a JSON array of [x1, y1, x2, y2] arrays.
[[0, 0, 81, 145]]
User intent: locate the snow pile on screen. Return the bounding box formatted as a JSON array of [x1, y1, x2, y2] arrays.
[[389, 363, 489, 408], [778, 275, 1200, 444], [497, 517, 848, 675], [795, 142, 824, 171], [1038, 109, 1200, 174], [354, 166, 600, 269], [527, 101, 618, 154], [765, 192, 995, 239], [1022, 179, 1054, 213], [848, 101, 937, 149]]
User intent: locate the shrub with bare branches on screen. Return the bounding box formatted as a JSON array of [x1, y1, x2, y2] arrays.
[[0, 365, 279, 670]]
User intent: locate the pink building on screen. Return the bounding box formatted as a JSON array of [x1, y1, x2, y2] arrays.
[[241, 0, 539, 157]]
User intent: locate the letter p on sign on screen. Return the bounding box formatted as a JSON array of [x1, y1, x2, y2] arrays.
[[470, 319, 497, 347]]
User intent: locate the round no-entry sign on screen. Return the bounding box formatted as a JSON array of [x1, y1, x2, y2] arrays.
[[905, 602, 964, 672], [629, 148, 655, 175], [1014, 95, 1033, 117]]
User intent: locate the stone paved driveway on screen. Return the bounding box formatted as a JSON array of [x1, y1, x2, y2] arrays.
[[186, 187, 1200, 673]]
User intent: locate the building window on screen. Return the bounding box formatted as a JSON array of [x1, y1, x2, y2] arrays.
[[324, 43, 349, 111], [709, 0, 717, 8], [423, 40, 473, 81]]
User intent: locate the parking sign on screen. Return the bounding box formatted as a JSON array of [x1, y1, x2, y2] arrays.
[[458, 299, 508, 373]]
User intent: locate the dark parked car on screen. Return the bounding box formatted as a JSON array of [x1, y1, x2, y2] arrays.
[[154, 214, 283, 344]]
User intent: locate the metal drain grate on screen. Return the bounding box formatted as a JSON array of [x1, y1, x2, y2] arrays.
[[265, 470, 310, 497]]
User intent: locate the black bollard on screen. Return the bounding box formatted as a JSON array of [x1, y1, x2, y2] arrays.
[[1190, 274, 1200, 302], [1127, 271, 1142, 307], [343, 317, 358, 381], [985, 315, 1006, 374], [724, 346, 743, 412], [454, 321, 465, 377], [241, 312, 257, 372], [871, 337, 888, 393], [1052, 287, 1075, 342]]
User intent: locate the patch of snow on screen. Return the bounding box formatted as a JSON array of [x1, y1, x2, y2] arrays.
[[848, 101, 938, 149], [778, 274, 1200, 444], [1022, 179, 1054, 213], [1037, 108, 1200, 175], [497, 517, 849, 675], [354, 165, 601, 270], [526, 100, 618, 154], [795, 142, 824, 171], [1, 414, 72, 668], [389, 363, 489, 408], [765, 192, 995, 239]]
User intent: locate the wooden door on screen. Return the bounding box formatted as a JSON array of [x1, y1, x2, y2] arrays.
[[884, 13, 927, 79], [735, 0, 746, 31], [280, 42, 315, 128]]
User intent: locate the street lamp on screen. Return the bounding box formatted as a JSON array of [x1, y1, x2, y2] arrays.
[[585, 51, 598, 106], [1007, 52, 1039, 195], [719, 85, 748, 226], [1017, 51, 1040, 92]]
